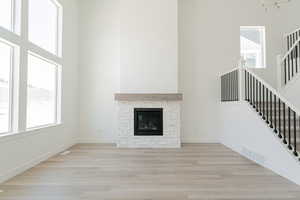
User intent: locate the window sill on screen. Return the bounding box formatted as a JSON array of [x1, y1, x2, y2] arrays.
[[0, 123, 63, 144]]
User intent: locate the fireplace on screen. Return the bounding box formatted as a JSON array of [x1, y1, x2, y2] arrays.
[[134, 108, 163, 136]]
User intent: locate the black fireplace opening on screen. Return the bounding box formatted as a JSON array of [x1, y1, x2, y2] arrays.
[[134, 108, 163, 136]]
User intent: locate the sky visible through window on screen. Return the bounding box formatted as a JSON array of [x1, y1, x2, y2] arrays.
[[27, 54, 57, 128], [0, 0, 12, 31], [29, 0, 58, 54], [0, 41, 12, 133]]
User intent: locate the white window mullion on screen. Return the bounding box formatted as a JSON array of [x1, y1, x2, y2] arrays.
[[17, 0, 29, 132]]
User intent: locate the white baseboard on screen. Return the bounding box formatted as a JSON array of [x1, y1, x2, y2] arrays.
[[0, 142, 76, 184]]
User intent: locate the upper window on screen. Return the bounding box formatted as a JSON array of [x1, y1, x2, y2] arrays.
[[29, 0, 61, 55], [0, 0, 13, 31], [0, 40, 13, 134], [240, 26, 266, 68]]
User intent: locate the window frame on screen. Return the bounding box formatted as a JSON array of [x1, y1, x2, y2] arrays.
[[28, 0, 63, 56], [0, 0, 21, 34], [0, 39, 15, 134], [0, 0, 63, 136], [240, 26, 267, 69], [26, 51, 61, 130]]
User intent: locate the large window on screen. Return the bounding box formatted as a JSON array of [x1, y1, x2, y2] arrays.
[[0, 41, 13, 133], [240, 26, 266, 68], [0, 0, 62, 135], [27, 54, 59, 128], [29, 0, 60, 55]]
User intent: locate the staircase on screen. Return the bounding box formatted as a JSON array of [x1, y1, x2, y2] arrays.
[[221, 68, 300, 160], [220, 28, 300, 161], [279, 28, 300, 86]]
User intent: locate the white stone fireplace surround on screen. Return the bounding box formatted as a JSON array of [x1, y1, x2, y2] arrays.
[[115, 94, 183, 148]]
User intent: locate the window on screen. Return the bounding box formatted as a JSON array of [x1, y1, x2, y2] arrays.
[[240, 26, 266, 68], [0, 0, 62, 135], [0, 0, 13, 31], [27, 54, 59, 129], [0, 41, 13, 133], [29, 0, 61, 55]]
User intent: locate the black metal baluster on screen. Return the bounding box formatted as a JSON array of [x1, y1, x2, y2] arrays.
[[231, 73, 233, 100], [256, 79, 259, 112], [236, 70, 239, 101], [250, 74, 252, 105], [225, 75, 227, 101], [292, 48, 294, 77], [296, 44, 298, 74], [236, 71, 238, 100], [293, 33, 296, 47], [262, 85, 266, 120], [293, 111, 298, 156], [231, 72, 233, 101], [266, 89, 269, 124], [233, 72, 235, 100], [245, 71, 247, 101], [270, 92, 273, 128], [288, 54, 291, 81], [253, 76, 256, 109], [288, 107, 292, 150], [231, 73, 233, 101], [278, 99, 282, 139], [235, 71, 237, 101], [298, 41, 300, 74], [274, 94, 277, 133], [247, 72, 250, 102], [259, 82, 262, 116], [283, 103, 287, 144]]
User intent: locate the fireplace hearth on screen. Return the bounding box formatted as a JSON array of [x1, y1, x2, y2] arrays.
[[134, 108, 163, 136]]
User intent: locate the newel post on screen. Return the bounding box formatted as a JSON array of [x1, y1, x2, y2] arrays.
[[277, 54, 283, 90], [238, 57, 245, 102]]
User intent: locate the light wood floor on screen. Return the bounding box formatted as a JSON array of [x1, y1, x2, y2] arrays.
[[1, 144, 300, 200]]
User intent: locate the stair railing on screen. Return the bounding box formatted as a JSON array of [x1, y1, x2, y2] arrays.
[[278, 29, 300, 87], [220, 67, 242, 102], [221, 67, 300, 159], [285, 28, 300, 51]]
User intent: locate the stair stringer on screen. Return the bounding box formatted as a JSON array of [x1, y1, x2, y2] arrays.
[[220, 101, 300, 185]]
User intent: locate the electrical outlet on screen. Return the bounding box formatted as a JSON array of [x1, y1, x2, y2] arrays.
[[242, 147, 267, 165]]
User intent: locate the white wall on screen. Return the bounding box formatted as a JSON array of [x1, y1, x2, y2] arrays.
[[220, 102, 300, 185], [78, 0, 300, 144], [120, 0, 178, 93], [0, 0, 79, 183], [178, 0, 299, 143], [78, 0, 120, 143], [78, 0, 178, 143]]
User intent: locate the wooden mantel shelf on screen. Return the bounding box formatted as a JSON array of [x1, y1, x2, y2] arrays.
[[114, 93, 183, 101]]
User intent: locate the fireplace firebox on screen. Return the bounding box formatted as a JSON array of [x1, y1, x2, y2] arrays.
[[134, 108, 163, 136]]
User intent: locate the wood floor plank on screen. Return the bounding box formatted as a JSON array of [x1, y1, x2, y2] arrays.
[[0, 144, 300, 200]]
